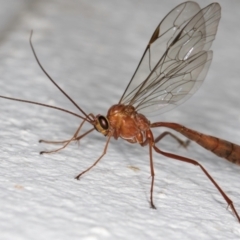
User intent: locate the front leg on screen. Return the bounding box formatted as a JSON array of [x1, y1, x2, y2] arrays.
[[40, 116, 93, 154], [75, 134, 112, 179]]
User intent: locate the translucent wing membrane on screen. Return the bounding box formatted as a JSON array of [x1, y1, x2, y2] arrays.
[[119, 2, 221, 114]]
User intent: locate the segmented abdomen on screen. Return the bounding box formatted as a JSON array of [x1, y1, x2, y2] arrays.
[[152, 122, 240, 165]]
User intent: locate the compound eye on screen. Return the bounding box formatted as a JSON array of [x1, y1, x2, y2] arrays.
[[94, 115, 109, 136], [98, 116, 109, 130]]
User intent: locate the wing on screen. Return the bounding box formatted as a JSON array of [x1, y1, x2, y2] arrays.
[[119, 2, 221, 115]]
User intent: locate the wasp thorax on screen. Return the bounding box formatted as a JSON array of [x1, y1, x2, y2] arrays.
[[107, 104, 125, 116], [94, 115, 109, 136]]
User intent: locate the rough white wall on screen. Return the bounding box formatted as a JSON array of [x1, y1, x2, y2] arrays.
[[0, 0, 240, 239]]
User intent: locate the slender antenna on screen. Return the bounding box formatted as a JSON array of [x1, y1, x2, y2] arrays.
[[29, 30, 91, 121], [0, 95, 91, 122]]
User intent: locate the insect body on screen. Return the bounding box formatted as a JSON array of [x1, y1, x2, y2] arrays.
[[103, 104, 150, 144], [1, 2, 240, 222]]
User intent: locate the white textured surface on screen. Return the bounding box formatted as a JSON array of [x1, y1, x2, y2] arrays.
[[0, 0, 240, 239]]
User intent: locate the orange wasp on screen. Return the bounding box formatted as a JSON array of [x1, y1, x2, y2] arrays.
[[1, 2, 239, 221]]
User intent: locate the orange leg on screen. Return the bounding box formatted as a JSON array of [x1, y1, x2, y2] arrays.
[[152, 144, 240, 222], [75, 134, 112, 180], [155, 131, 190, 148], [40, 128, 94, 154], [40, 116, 94, 154], [140, 130, 156, 209]]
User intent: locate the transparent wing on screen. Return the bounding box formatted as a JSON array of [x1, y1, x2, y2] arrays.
[[119, 2, 221, 115]]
